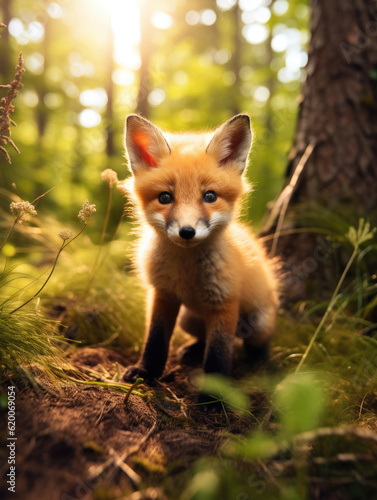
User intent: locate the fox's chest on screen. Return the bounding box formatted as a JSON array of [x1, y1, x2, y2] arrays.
[[144, 244, 232, 307]]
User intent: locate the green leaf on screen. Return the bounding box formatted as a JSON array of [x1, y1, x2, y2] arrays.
[[194, 373, 249, 414], [346, 218, 376, 249], [0, 393, 8, 410], [181, 470, 220, 500], [273, 373, 325, 436], [228, 430, 283, 460]]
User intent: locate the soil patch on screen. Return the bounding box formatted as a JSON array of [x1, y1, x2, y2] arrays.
[[0, 347, 255, 500]]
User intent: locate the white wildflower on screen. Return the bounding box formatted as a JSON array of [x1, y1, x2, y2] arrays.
[[59, 230, 73, 241], [78, 200, 96, 221], [101, 168, 118, 186], [10, 201, 37, 222]]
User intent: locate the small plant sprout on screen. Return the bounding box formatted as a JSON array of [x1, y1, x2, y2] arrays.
[[295, 219, 376, 374], [9, 202, 95, 314], [346, 218, 376, 250]]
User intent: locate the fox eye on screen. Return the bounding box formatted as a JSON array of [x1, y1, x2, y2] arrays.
[[203, 191, 217, 203], [158, 192, 173, 204]]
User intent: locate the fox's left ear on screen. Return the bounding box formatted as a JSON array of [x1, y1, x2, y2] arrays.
[[206, 114, 252, 173], [125, 114, 171, 173]]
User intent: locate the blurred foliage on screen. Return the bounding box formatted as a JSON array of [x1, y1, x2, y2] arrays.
[[42, 230, 146, 348], [180, 318, 377, 500], [0, 0, 310, 236]]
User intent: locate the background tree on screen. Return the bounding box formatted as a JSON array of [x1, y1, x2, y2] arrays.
[[1, 0, 309, 230], [0, 0, 11, 82], [288, 0, 377, 214], [136, 0, 154, 117], [264, 0, 377, 298]]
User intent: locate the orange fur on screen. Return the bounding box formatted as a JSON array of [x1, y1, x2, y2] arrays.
[[121, 114, 280, 387]]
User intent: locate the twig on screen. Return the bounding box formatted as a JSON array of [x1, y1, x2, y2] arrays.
[[358, 393, 368, 420], [294, 245, 358, 374], [87, 421, 157, 483], [294, 426, 377, 446], [259, 226, 335, 243], [131, 420, 158, 453], [31, 186, 56, 206], [84, 184, 114, 294], [259, 460, 282, 491], [9, 223, 87, 314], [154, 379, 188, 418], [92, 331, 119, 348], [95, 399, 116, 426], [109, 448, 142, 486], [310, 453, 375, 465], [0, 218, 17, 252], [264, 141, 316, 256], [66, 376, 145, 398]]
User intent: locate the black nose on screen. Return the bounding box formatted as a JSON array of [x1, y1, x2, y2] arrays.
[[179, 226, 196, 240]]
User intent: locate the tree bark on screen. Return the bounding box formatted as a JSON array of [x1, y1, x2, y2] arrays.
[[267, 0, 377, 299], [287, 0, 377, 212]]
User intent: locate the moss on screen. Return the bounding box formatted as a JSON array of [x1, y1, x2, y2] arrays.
[[132, 455, 168, 476]]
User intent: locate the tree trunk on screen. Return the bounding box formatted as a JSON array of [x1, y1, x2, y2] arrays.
[[36, 2, 49, 140], [267, 0, 377, 299], [0, 0, 12, 83], [104, 13, 115, 157], [136, 0, 152, 117], [230, 1, 241, 116], [287, 0, 377, 212]]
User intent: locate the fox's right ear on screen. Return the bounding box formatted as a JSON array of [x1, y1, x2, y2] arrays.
[[125, 114, 171, 173], [206, 114, 252, 173]]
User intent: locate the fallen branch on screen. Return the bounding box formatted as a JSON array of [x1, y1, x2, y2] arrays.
[[87, 421, 158, 484], [109, 448, 142, 487], [294, 426, 377, 446], [261, 141, 316, 256]]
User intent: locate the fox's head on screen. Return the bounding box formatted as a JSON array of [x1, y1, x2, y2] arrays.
[[123, 114, 252, 248]]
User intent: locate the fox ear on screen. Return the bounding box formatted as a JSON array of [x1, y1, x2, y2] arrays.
[[206, 114, 252, 172], [125, 114, 171, 172]]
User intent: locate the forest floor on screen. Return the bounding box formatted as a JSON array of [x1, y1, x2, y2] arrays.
[[1, 345, 260, 500], [2, 318, 377, 500]]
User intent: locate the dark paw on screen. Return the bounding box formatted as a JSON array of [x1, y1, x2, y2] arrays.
[[178, 341, 206, 366], [122, 365, 156, 386], [243, 342, 269, 369], [196, 393, 224, 413]]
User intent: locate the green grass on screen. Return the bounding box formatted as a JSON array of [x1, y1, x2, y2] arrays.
[[0, 179, 144, 388], [0, 302, 69, 385], [1, 179, 377, 500], [176, 219, 377, 500], [178, 309, 377, 500], [41, 238, 146, 348]]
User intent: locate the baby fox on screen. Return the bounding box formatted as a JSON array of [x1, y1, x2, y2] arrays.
[[122, 114, 279, 399]]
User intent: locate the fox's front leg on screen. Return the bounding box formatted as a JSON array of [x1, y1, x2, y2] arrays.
[[199, 300, 239, 412], [123, 291, 180, 385]]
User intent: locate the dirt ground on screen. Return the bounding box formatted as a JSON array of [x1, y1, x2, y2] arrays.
[[0, 346, 258, 500]]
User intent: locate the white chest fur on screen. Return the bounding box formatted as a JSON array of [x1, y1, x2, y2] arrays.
[[140, 235, 234, 309]]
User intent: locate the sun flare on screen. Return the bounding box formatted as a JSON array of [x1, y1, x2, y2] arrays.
[[92, 0, 141, 69]]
